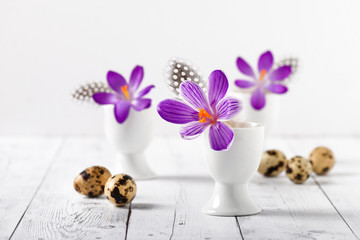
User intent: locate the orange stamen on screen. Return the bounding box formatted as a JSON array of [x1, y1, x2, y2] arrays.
[[198, 109, 213, 123], [259, 69, 267, 81], [121, 85, 130, 99]]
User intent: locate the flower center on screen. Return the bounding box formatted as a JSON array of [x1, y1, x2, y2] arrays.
[[198, 109, 214, 123], [259, 69, 267, 81], [121, 85, 130, 100]]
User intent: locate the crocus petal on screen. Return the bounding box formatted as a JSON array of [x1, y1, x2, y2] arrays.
[[209, 121, 234, 151], [208, 70, 229, 111], [114, 101, 131, 124], [216, 97, 242, 120], [93, 92, 119, 105], [157, 99, 199, 124], [236, 57, 255, 77], [107, 71, 127, 93], [180, 81, 211, 113], [268, 66, 292, 81], [258, 51, 273, 72], [180, 121, 209, 140], [234, 79, 255, 89], [251, 88, 266, 110], [266, 84, 288, 94], [135, 85, 155, 98], [132, 98, 151, 111], [129, 65, 144, 91]]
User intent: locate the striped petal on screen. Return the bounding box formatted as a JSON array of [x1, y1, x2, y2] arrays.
[[236, 57, 255, 77], [180, 121, 209, 140], [129, 65, 144, 91], [114, 101, 131, 124], [258, 51, 273, 72], [180, 81, 211, 114], [208, 70, 229, 111], [107, 71, 127, 94], [209, 121, 234, 151], [266, 84, 288, 94], [132, 98, 152, 111], [136, 85, 155, 98], [251, 88, 266, 110], [157, 99, 199, 124], [93, 92, 119, 105], [268, 66, 292, 81], [235, 79, 255, 89], [216, 97, 242, 120]]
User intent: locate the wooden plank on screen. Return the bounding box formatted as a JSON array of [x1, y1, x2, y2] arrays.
[[170, 178, 241, 240], [166, 138, 241, 239], [126, 137, 241, 240], [6, 136, 359, 239], [0, 137, 62, 240], [237, 138, 357, 240], [126, 138, 180, 239], [287, 137, 360, 239], [10, 137, 130, 240]]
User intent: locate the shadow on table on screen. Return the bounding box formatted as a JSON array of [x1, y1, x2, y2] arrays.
[[131, 202, 173, 210], [251, 174, 357, 186], [157, 175, 212, 182], [258, 208, 350, 219], [317, 171, 360, 178]]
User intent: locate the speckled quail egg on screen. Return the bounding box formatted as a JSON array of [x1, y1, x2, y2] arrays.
[[258, 150, 287, 177], [309, 146, 335, 175], [74, 166, 111, 197], [105, 174, 137, 207], [286, 156, 312, 184]]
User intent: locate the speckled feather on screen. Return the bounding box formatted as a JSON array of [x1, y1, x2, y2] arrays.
[[72, 82, 112, 103], [274, 57, 299, 83], [164, 58, 206, 98]]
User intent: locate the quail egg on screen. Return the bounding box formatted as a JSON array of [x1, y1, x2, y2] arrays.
[[105, 174, 137, 207], [74, 166, 111, 197], [309, 146, 335, 175], [286, 156, 312, 184], [258, 150, 287, 177]]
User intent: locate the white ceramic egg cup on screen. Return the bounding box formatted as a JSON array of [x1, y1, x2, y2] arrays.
[[231, 91, 279, 139], [203, 121, 264, 216], [103, 105, 156, 180]]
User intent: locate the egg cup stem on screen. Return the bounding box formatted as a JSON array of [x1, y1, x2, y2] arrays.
[[115, 152, 156, 180], [202, 121, 264, 216], [203, 183, 261, 216], [103, 105, 156, 180], [231, 91, 280, 140]]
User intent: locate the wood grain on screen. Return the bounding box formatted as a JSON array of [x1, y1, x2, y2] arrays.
[[287, 137, 360, 240], [10, 138, 130, 240], [0, 137, 62, 240], [237, 138, 357, 240], [127, 138, 241, 240], [168, 138, 242, 240], [126, 138, 180, 239], [2, 136, 360, 239]]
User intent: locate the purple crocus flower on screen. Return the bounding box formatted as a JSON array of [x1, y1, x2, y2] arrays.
[[93, 66, 155, 124], [235, 51, 291, 110], [157, 70, 241, 151]]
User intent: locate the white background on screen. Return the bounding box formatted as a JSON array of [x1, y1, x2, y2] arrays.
[[0, 0, 359, 137]]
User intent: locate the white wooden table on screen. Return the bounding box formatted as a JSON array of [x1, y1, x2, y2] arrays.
[[0, 136, 359, 240]]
